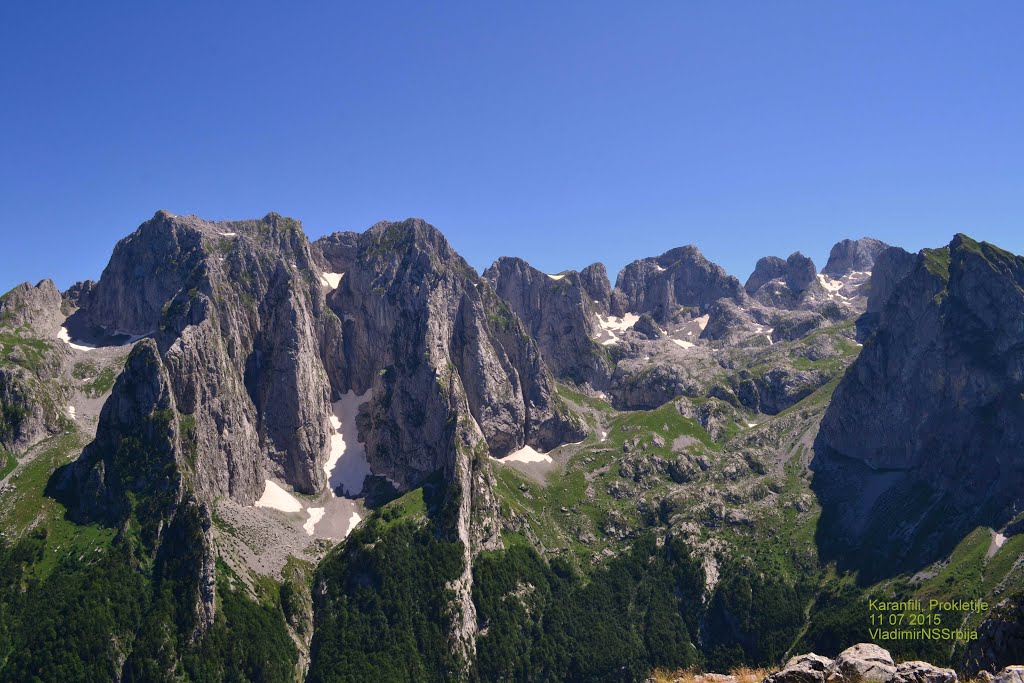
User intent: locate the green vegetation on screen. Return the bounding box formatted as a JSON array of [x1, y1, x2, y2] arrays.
[[84, 366, 119, 397], [308, 515, 465, 683], [923, 247, 951, 281], [471, 535, 704, 681], [0, 450, 14, 480], [0, 332, 51, 374]]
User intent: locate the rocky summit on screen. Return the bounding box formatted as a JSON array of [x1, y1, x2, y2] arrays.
[[0, 214, 1022, 682]]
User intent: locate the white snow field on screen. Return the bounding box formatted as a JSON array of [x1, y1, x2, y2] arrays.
[[303, 507, 325, 535], [57, 327, 97, 352], [595, 313, 640, 345], [547, 273, 566, 280], [671, 339, 695, 349], [320, 272, 344, 290], [346, 512, 362, 536], [255, 480, 303, 513], [500, 444, 553, 464], [67, 406, 76, 420], [325, 390, 373, 497]]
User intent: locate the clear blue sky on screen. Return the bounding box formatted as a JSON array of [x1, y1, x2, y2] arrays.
[[2, 2, 1022, 294]]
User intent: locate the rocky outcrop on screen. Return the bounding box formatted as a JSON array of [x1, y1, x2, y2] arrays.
[[760, 646, 960, 683], [856, 246, 917, 340], [965, 598, 1024, 675], [744, 252, 825, 309], [0, 279, 71, 453], [832, 643, 896, 683], [483, 256, 610, 385], [745, 256, 789, 296], [814, 234, 1024, 578], [615, 245, 746, 322], [320, 220, 585, 486], [822, 237, 890, 277], [763, 653, 834, 683], [888, 662, 957, 683], [72, 211, 334, 502], [580, 262, 614, 313], [0, 279, 65, 335]]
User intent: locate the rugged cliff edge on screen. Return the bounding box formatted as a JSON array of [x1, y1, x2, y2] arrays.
[[814, 234, 1024, 579]]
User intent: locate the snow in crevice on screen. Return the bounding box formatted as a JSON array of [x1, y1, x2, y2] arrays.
[[320, 272, 344, 290], [67, 406, 76, 420], [303, 507, 325, 535], [57, 326, 151, 352], [255, 480, 303, 512], [547, 273, 566, 281], [219, 231, 238, 237], [594, 312, 640, 346], [671, 339, 695, 350], [499, 444, 552, 464], [325, 390, 373, 497]]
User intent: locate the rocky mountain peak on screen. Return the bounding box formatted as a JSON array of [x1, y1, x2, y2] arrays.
[[615, 244, 746, 322], [821, 237, 889, 276]]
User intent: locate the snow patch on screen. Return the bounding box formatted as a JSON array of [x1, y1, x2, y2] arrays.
[[219, 231, 238, 237], [500, 445, 552, 464], [746, 422, 757, 428], [995, 532, 1007, 549], [595, 312, 640, 346], [325, 390, 372, 497], [346, 512, 362, 536], [255, 480, 303, 513], [303, 507, 325, 535], [58, 327, 97, 352], [695, 314, 710, 331], [67, 406, 76, 420], [320, 272, 344, 290], [817, 273, 844, 293], [547, 273, 566, 280], [671, 339, 695, 349]]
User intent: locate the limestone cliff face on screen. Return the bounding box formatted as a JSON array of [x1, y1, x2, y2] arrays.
[[74, 211, 333, 502], [855, 245, 917, 340], [814, 234, 1024, 577], [579, 262, 614, 313], [0, 279, 71, 453], [615, 245, 747, 322], [316, 219, 585, 488], [314, 219, 585, 661], [483, 256, 610, 386]]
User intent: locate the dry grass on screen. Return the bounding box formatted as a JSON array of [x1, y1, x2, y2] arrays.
[[649, 666, 771, 683]]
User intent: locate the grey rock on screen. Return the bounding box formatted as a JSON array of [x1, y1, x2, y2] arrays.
[[964, 599, 1024, 675], [484, 256, 610, 385], [746, 256, 788, 295], [815, 235, 1024, 577], [579, 262, 613, 312], [632, 313, 664, 339], [615, 245, 746, 323], [0, 279, 65, 336], [832, 643, 896, 683], [994, 666, 1024, 683], [763, 653, 835, 683], [886, 662, 957, 683], [822, 237, 890, 277]]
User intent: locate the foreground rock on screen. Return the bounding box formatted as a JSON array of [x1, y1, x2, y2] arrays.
[[760, 645, 966, 683]]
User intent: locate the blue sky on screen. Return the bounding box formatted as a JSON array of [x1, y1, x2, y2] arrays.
[[2, 2, 1022, 294]]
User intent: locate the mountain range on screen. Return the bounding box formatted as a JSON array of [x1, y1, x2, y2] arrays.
[[1, 211, 1022, 682]]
